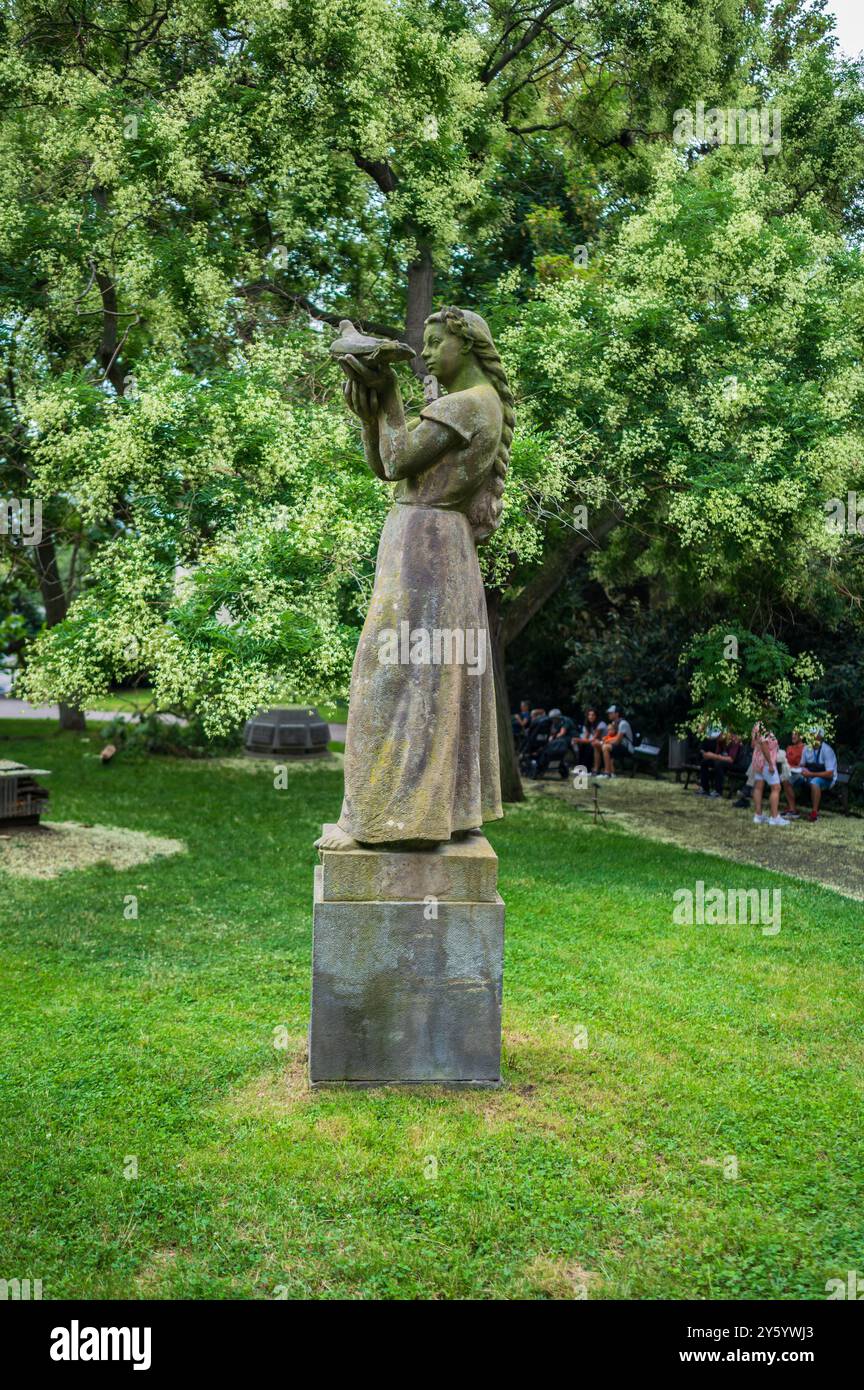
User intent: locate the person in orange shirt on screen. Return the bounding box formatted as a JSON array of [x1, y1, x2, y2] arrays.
[[780, 729, 804, 819], [594, 706, 634, 779], [785, 729, 804, 771]]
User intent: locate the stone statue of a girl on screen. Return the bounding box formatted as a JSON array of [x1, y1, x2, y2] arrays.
[[318, 307, 514, 850]]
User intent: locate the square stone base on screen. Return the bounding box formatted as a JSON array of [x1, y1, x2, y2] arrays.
[[310, 841, 504, 1087]]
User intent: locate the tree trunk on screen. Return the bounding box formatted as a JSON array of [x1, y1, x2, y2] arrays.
[[32, 535, 86, 731], [58, 702, 86, 732], [500, 511, 621, 650], [405, 242, 435, 376], [486, 588, 524, 803]]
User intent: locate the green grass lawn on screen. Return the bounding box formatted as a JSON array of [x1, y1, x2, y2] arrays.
[[0, 718, 862, 1300], [103, 687, 157, 713]]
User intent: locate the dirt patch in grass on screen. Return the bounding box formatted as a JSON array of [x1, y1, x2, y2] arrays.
[[134, 1247, 180, 1297], [314, 1115, 350, 1141], [523, 1254, 601, 1299], [223, 1044, 310, 1116], [202, 753, 343, 775], [0, 821, 185, 880], [443, 1023, 615, 1135], [529, 777, 864, 900]]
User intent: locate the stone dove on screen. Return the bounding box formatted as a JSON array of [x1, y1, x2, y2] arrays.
[[330, 319, 414, 367]]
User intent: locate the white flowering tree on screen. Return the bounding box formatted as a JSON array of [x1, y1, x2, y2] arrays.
[[15, 337, 382, 729], [3, 0, 863, 797], [496, 151, 864, 721], [682, 626, 831, 740], [1, 0, 508, 725]]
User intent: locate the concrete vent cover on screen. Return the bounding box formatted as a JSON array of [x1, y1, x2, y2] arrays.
[[243, 706, 331, 757]]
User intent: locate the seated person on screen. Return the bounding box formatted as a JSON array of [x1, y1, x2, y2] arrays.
[[791, 727, 837, 822], [511, 699, 532, 746], [594, 706, 634, 778], [785, 728, 804, 772], [697, 728, 742, 797], [530, 709, 577, 777], [521, 710, 551, 761], [572, 707, 607, 771], [776, 730, 803, 817]]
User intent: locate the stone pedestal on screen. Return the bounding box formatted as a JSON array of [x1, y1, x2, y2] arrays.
[[310, 826, 504, 1087]]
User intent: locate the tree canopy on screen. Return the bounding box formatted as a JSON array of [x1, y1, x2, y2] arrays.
[[1, 1, 862, 759]]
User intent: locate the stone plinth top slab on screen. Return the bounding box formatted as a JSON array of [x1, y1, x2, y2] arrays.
[[317, 824, 498, 903]]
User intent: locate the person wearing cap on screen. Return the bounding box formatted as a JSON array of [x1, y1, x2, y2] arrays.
[[791, 728, 837, 822], [529, 709, 577, 777], [594, 705, 634, 778]]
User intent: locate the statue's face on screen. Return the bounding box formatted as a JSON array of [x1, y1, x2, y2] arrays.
[[421, 322, 466, 384]]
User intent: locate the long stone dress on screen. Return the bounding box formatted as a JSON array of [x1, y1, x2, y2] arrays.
[[338, 383, 504, 843]]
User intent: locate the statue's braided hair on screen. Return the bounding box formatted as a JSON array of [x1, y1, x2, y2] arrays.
[[425, 306, 514, 543]]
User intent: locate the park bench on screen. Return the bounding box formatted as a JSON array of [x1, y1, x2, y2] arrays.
[[798, 762, 861, 816], [620, 732, 668, 778], [564, 730, 668, 780], [723, 762, 752, 799], [682, 749, 861, 816], [828, 767, 852, 814], [669, 734, 702, 788], [0, 760, 51, 827], [671, 739, 750, 796], [735, 759, 861, 814]]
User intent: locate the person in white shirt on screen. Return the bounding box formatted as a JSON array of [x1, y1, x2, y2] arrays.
[[595, 705, 634, 779], [573, 707, 608, 773], [791, 728, 838, 822]]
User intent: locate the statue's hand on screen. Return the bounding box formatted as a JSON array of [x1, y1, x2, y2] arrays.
[[342, 375, 378, 422], [340, 355, 397, 422], [341, 353, 396, 394]]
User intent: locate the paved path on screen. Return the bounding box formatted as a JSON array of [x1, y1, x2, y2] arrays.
[[0, 698, 347, 742], [0, 698, 133, 722], [529, 775, 864, 901]]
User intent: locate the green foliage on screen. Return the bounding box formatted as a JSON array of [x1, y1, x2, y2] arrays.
[[502, 148, 864, 622], [0, 608, 28, 651], [3, 1, 864, 732], [565, 603, 693, 734], [99, 711, 243, 759], [807, 629, 864, 755], [16, 338, 389, 731], [683, 624, 830, 739]]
